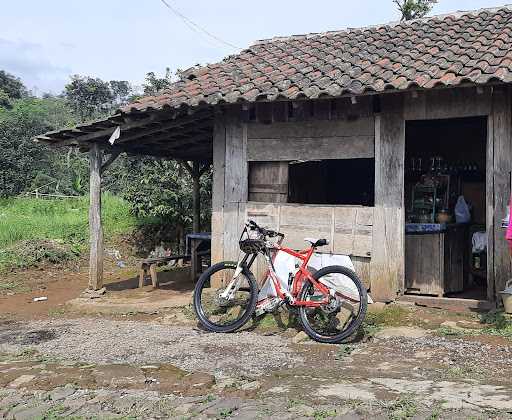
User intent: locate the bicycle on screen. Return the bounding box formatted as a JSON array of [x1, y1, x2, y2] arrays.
[[193, 220, 368, 344]]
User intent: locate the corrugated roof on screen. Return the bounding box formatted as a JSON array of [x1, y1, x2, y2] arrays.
[[123, 5, 512, 114]]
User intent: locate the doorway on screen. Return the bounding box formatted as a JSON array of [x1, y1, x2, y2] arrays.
[[404, 117, 488, 300]]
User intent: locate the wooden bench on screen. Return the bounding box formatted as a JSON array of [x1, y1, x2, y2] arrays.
[[138, 251, 210, 288]]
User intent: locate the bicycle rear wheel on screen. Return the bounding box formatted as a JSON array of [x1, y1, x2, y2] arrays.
[[193, 261, 258, 333], [298, 265, 367, 344]]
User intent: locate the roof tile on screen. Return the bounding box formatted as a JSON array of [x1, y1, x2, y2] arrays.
[[123, 6, 512, 114]]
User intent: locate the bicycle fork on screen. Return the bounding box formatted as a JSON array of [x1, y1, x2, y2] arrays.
[[219, 253, 257, 300]]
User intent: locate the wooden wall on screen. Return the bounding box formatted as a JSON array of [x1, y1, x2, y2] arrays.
[[247, 118, 375, 161], [212, 86, 512, 303], [246, 203, 373, 288]]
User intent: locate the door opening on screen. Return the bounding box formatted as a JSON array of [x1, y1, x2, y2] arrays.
[[404, 117, 488, 300]]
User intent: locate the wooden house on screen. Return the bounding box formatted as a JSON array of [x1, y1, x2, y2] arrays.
[[38, 6, 512, 308]]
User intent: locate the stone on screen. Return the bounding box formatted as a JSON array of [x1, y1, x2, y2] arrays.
[[202, 398, 241, 417], [288, 403, 316, 417], [456, 320, 484, 330], [240, 381, 261, 391], [213, 378, 237, 390], [81, 287, 106, 299], [7, 375, 35, 389], [374, 327, 429, 339], [112, 395, 140, 412], [292, 331, 309, 344], [336, 412, 364, 420], [440, 321, 461, 329], [49, 386, 75, 401], [10, 403, 50, 420], [180, 372, 216, 394], [92, 365, 145, 389], [174, 403, 196, 415]]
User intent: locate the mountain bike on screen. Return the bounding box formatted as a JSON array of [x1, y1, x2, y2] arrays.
[[193, 220, 368, 344]]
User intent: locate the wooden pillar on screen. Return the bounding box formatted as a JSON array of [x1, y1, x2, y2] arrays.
[[370, 95, 406, 302], [192, 161, 201, 233], [489, 87, 512, 301], [211, 117, 226, 287], [88, 143, 104, 290]]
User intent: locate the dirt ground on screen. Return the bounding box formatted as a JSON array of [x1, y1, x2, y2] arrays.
[[1, 265, 512, 419]]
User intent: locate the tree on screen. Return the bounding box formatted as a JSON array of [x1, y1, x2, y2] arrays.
[[65, 75, 114, 122], [109, 80, 131, 107], [118, 158, 212, 250], [394, 0, 437, 21], [0, 96, 78, 197], [143, 67, 173, 95], [0, 70, 28, 108]]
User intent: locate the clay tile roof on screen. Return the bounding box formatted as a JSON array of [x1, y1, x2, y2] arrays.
[[123, 5, 512, 114]]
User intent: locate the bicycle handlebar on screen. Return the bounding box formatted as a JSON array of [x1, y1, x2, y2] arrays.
[[246, 220, 284, 238]]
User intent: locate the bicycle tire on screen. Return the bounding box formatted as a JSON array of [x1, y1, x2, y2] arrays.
[[193, 261, 258, 333], [298, 265, 368, 344]]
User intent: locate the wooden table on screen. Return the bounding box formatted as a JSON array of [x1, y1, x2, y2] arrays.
[[186, 233, 211, 281]]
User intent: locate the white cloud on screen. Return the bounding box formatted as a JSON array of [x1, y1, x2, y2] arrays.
[[0, 38, 72, 94]]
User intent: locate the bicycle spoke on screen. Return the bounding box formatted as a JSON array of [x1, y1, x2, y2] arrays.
[[198, 268, 253, 328]]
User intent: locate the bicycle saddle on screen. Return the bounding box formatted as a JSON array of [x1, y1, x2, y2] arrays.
[[304, 238, 329, 247]]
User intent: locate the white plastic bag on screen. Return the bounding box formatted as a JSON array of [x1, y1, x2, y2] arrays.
[[455, 196, 471, 223]]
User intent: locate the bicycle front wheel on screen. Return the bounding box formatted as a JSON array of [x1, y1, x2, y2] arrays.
[[298, 265, 368, 344], [193, 261, 258, 333]]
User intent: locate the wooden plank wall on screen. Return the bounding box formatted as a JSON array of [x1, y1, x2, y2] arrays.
[[212, 86, 511, 303], [248, 162, 288, 203], [245, 203, 373, 286], [247, 118, 375, 161]]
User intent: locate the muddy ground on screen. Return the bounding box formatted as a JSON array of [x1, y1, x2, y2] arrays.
[[1, 266, 512, 419]]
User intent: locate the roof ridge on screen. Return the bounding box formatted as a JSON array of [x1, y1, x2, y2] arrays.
[[252, 4, 512, 46]]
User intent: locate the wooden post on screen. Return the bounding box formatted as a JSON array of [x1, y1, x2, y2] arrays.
[[192, 161, 201, 233], [370, 95, 406, 302], [490, 87, 512, 301], [89, 143, 104, 290]]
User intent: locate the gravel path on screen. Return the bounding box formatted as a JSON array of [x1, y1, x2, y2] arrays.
[[0, 319, 303, 379]]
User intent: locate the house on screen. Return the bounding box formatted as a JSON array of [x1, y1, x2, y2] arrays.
[[37, 6, 512, 307]]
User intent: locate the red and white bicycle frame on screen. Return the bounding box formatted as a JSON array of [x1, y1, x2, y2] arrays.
[[220, 229, 360, 307], [261, 240, 333, 307]]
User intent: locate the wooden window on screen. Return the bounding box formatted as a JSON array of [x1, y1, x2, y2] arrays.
[[248, 162, 289, 203], [248, 159, 375, 206]]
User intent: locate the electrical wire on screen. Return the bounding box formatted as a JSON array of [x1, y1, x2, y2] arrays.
[[158, 0, 241, 51]]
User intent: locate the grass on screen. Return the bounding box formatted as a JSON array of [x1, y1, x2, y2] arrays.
[[0, 194, 136, 247], [387, 394, 418, 420], [361, 304, 411, 338], [434, 310, 512, 340], [335, 344, 355, 360], [0, 194, 139, 271]]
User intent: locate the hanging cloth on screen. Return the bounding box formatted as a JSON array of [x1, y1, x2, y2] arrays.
[[506, 198, 512, 253]]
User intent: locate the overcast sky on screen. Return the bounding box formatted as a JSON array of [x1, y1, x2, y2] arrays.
[[0, 0, 509, 94]]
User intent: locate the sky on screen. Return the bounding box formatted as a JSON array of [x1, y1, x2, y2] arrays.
[[0, 0, 510, 94]]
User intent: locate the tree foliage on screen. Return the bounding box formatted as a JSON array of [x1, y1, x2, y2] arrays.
[[64, 75, 132, 122], [0, 96, 79, 196], [0, 68, 213, 241], [143, 67, 174, 96], [393, 0, 437, 21], [0, 70, 27, 108]]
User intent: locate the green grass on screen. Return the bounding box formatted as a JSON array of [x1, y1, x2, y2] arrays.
[[0, 194, 139, 271], [0, 194, 135, 247]]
